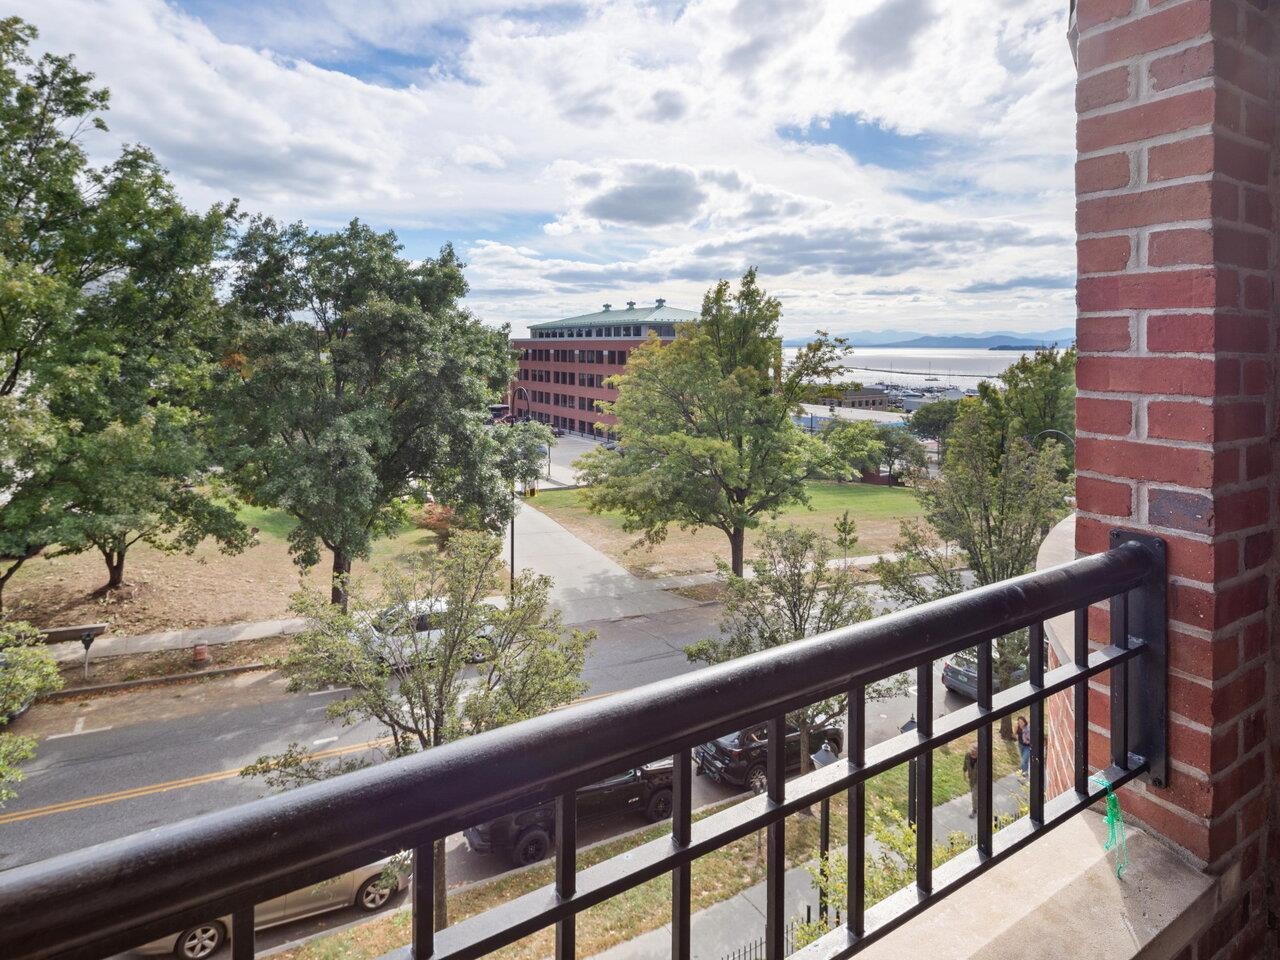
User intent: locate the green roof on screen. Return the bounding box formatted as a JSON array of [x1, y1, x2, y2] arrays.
[[530, 302, 697, 330]]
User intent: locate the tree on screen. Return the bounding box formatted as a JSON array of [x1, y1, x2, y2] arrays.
[[822, 420, 885, 479], [577, 269, 847, 576], [686, 523, 906, 792], [0, 18, 196, 605], [46, 413, 251, 588], [241, 531, 592, 929], [218, 217, 521, 608], [908, 399, 960, 453], [42, 199, 250, 589], [874, 425, 927, 483], [496, 420, 554, 496], [0, 621, 62, 805], [873, 401, 1070, 735], [980, 347, 1076, 466]]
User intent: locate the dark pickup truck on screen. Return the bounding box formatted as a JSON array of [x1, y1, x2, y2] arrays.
[[464, 761, 674, 866], [695, 721, 844, 791]]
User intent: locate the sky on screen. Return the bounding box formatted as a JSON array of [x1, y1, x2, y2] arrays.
[[15, 0, 1080, 340]]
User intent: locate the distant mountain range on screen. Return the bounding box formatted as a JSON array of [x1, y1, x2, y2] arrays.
[[783, 327, 1076, 349]]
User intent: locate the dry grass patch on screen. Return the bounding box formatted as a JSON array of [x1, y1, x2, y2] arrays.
[[534, 482, 925, 579]]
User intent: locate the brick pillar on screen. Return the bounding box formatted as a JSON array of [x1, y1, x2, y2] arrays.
[[1071, 1, 1277, 957]]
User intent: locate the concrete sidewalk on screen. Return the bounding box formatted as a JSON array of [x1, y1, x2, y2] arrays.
[[589, 774, 1026, 960], [508, 501, 696, 625], [47, 617, 307, 666]]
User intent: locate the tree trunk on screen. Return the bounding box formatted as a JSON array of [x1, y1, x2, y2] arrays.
[[999, 714, 1015, 741], [728, 526, 746, 578], [105, 550, 126, 589], [433, 836, 448, 930], [331, 550, 352, 610]]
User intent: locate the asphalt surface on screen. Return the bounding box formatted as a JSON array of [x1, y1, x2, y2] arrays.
[[2, 595, 963, 957]]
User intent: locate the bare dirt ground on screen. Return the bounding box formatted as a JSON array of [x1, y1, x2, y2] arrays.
[[6, 539, 330, 637]]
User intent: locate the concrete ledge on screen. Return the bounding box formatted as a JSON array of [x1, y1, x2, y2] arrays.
[[861, 811, 1215, 960]]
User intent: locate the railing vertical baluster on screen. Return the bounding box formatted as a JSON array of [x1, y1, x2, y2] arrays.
[[671, 747, 692, 960], [847, 681, 866, 938], [231, 907, 254, 960], [1074, 607, 1090, 796], [914, 663, 933, 893], [1110, 592, 1131, 770], [1029, 621, 1046, 824], [556, 791, 577, 960], [412, 844, 434, 959], [976, 640, 993, 857], [765, 715, 786, 960]]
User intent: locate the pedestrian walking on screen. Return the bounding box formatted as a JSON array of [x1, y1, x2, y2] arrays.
[[1016, 716, 1032, 777], [963, 742, 979, 818]]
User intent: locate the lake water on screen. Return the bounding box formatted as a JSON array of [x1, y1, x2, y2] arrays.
[[785, 347, 1032, 389]]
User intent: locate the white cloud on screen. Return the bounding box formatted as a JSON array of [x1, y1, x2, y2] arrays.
[[13, 0, 1079, 337]]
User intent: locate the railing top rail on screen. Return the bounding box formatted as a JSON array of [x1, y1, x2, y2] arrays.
[[0, 538, 1159, 960]]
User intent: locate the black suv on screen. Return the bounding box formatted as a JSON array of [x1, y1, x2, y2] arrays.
[[695, 722, 844, 791], [464, 761, 674, 867]]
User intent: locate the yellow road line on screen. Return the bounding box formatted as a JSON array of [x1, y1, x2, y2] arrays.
[[4, 690, 618, 827], [0, 738, 391, 826]]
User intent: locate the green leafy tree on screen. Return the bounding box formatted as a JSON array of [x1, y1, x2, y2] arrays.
[[241, 531, 592, 929], [873, 401, 1070, 735], [908, 399, 960, 453], [47, 413, 250, 588], [0, 621, 62, 805], [218, 217, 521, 608], [874, 424, 927, 483], [979, 347, 1076, 466], [0, 18, 195, 605], [577, 269, 847, 576], [822, 420, 885, 479], [43, 200, 250, 589], [686, 524, 906, 791], [497, 420, 554, 496]]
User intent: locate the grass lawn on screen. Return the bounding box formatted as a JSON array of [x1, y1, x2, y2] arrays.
[[6, 505, 452, 638], [534, 481, 926, 578], [273, 733, 1020, 960]]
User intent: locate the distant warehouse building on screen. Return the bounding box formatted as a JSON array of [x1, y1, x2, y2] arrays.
[[830, 386, 890, 410], [511, 299, 697, 439]]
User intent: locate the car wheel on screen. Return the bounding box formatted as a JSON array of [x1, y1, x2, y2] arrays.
[[645, 788, 674, 822], [173, 922, 225, 960], [356, 875, 396, 912], [511, 827, 552, 867], [746, 765, 767, 794]]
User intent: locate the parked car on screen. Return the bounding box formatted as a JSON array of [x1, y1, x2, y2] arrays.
[[132, 859, 406, 959], [695, 721, 844, 792], [940, 648, 1029, 700], [363, 597, 500, 670], [601, 439, 621, 452], [550, 426, 565, 437], [465, 760, 674, 867]]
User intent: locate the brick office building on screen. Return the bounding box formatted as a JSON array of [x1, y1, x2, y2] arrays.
[[511, 299, 696, 438]]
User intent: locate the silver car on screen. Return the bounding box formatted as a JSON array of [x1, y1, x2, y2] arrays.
[[132, 859, 406, 959]]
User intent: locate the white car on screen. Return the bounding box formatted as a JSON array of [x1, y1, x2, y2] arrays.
[[364, 597, 503, 671], [132, 859, 405, 959]]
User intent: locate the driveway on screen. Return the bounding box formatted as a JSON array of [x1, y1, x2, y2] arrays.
[[506, 501, 695, 625]]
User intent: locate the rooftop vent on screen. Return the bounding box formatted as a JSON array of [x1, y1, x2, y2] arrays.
[[602, 303, 612, 311], [655, 298, 666, 307], [626, 300, 636, 309]]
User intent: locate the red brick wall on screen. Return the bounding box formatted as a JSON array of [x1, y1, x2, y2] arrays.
[[1070, 1, 1277, 956]]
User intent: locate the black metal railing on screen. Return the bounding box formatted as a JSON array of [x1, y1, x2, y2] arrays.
[[0, 530, 1166, 960]]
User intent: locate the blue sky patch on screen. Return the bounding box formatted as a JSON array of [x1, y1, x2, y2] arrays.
[[779, 113, 950, 170]]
